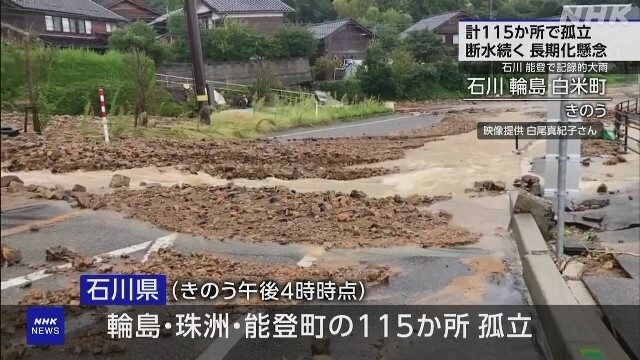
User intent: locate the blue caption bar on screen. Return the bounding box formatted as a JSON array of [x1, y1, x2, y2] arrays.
[[80, 274, 166, 305]]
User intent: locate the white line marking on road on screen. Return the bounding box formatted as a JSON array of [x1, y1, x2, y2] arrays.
[[275, 114, 416, 138], [196, 315, 249, 360], [1, 241, 152, 290], [142, 233, 178, 262]]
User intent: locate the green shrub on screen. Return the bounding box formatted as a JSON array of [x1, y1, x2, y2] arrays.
[[157, 101, 184, 117], [318, 79, 364, 102]]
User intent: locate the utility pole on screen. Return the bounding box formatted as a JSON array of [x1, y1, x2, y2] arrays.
[[184, 0, 208, 111]]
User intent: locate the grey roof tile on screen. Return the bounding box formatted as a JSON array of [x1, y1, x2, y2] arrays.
[[400, 10, 465, 38], [10, 0, 126, 21], [203, 0, 294, 13]]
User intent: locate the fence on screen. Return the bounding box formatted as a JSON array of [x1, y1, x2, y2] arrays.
[[155, 73, 314, 103], [614, 97, 640, 155]]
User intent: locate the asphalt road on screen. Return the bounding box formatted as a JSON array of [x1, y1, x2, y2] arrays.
[[268, 112, 444, 139]]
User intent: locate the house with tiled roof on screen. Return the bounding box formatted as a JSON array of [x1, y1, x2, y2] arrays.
[[400, 10, 474, 46], [150, 0, 294, 36], [0, 0, 127, 49], [309, 18, 373, 61], [94, 0, 161, 22]]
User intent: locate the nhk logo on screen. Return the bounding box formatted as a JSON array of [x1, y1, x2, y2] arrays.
[[26, 307, 65, 345], [561, 4, 637, 24], [33, 318, 59, 326]]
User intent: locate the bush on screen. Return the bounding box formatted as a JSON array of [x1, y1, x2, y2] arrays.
[[109, 21, 165, 62], [318, 79, 364, 102], [312, 56, 340, 81], [0, 43, 26, 107], [273, 25, 317, 58], [157, 101, 184, 117]]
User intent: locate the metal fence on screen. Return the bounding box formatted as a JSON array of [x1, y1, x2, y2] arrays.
[[614, 97, 640, 155], [155, 73, 313, 103]]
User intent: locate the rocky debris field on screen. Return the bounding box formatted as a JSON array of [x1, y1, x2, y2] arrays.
[[86, 183, 478, 249], [581, 139, 620, 158], [1, 111, 478, 181], [19, 246, 392, 307]]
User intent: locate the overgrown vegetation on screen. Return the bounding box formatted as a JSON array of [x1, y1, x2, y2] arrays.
[[163, 16, 316, 63], [0, 42, 187, 117], [112, 97, 391, 140]]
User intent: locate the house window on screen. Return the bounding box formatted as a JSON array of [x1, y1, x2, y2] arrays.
[[62, 18, 70, 32], [441, 35, 446, 42], [45, 16, 54, 31], [70, 19, 76, 33], [53, 17, 62, 32], [106, 23, 117, 33], [452, 34, 459, 44], [78, 20, 85, 34], [84, 20, 92, 34]]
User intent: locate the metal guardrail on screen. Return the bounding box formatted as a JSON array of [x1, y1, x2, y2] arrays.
[[614, 97, 640, 155], [155, 73, 313, 102]]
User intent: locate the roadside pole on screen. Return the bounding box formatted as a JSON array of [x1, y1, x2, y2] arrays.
[[98, 89, 110, 143], [184, 0, 208, 111], [556, 78, 567, 258]]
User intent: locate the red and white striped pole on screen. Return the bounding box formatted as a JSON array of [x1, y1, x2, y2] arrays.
[[98, 89, 110, 143]]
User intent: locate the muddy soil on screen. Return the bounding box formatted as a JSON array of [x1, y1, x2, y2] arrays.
[[89, 183, 478, 249], [1, 111, 477, 181]]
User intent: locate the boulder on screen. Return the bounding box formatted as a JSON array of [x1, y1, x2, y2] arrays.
[[72, 184, 87, 192], [1, 175, 22, 187], [109, 174, 130, 188], [1, 245, 22, 266], [513, 190, 555, 240], [8, 181, 26, 193], [597, 183, 608, 194]]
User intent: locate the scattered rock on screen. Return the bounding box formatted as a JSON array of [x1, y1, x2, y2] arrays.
[[72, 184, 87, 192], [597, 183, 608, 194], [603, 157, 619, 166], [72, 256, 94, 271], [1, 245, 22, 266], [29, 224, 42, 232], [7, 181, 26, 192], [336, 212, 350, 222], [616, 155, 627, 163], [73, 192, 91, 208], [46, 245, 79, 261], [473, 180, 506, 192], [581, 176, 596, 182], [513, 175, 540, 195], [109, 174, 130, 188], [437, 210, 453, 220], [1, 175, 22, 187], [513, 190, 554, 240], [562, 261, 586, 279], [45, 186, 65, 200], [98, 263, 114, 273]]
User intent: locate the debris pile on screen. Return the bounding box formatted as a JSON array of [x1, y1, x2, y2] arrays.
[[581, 139, 619, 158], [2, 112, 479, 181], [466, 180, 507, 195], [567, 199, 610, 212], [88, 184, 478, 248], [512, 175, 541, 195]]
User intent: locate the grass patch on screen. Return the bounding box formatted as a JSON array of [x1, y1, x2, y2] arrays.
[[115, 98, 392, 140]]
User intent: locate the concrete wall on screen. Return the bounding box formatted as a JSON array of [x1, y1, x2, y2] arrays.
[[157, 58, 312, 86]]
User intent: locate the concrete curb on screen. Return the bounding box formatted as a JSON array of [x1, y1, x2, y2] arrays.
[[509, 195, 631, 360]]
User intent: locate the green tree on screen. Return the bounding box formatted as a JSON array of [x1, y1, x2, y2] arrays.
[[124, 49, 156, 126], [401, 30, 447, 63], [109, 21, 164, 61], [357, 41, 395, 98], [333, 0, 377, 18], [273, 25, 317, 58], [283, 0, 337, 23], [201, 22, 271, 61]]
